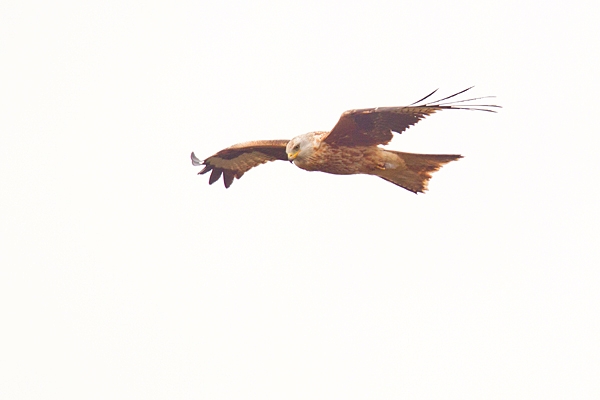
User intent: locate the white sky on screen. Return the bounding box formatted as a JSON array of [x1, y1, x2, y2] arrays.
[[1, 0, 599, 398]]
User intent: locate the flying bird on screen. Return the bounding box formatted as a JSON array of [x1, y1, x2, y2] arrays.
[[191, 88, 498, 193]]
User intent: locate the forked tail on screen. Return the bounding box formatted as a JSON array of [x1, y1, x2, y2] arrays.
[[376, 150, 462, 193]]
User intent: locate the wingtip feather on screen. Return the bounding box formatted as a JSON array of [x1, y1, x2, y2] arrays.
[[223, 170, 234, 188], [209, 169, 222, 185], [410, 88, 439, 105], [191, 152, 203, 166], [198, 165, 212, 175]]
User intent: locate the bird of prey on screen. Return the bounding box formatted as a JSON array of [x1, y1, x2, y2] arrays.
[[191, 88, 498, 193]]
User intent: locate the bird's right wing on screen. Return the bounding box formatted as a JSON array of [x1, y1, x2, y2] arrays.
[[191, 140, 290, 188]]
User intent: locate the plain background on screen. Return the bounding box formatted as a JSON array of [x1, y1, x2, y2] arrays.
[[1, 0, 599, 398]]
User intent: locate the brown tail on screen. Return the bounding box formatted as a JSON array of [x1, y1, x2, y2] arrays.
[[375, 150, 462, 193]]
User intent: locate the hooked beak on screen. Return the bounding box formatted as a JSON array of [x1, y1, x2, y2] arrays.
[[287, 151, 299, 161]]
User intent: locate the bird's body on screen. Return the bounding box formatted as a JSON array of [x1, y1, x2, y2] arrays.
[[191, 88, 498, 193], [289, 133, 380, 175]]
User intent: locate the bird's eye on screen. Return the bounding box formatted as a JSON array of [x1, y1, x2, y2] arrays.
[[294, 145, 300, 151]]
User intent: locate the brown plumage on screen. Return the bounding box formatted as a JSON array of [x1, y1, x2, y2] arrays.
[[191, 88, 498, 192]]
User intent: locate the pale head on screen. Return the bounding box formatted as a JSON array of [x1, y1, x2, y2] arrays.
[[286, 131, 324, 163]]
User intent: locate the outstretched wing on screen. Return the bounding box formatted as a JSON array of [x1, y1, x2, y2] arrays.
[[192, 140, 289, 188], [322, 87, 499, 147]]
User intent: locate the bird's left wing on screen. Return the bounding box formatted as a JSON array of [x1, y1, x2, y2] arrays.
[[322, 88, 499, 147], [192, 140, 289, 188]]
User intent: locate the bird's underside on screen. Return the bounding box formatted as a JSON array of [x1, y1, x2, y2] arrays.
[[191, 87, 499, 193]]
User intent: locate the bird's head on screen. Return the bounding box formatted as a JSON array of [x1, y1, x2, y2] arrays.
[[286, 132, 321, 163], [286, 138, 303, 162]]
